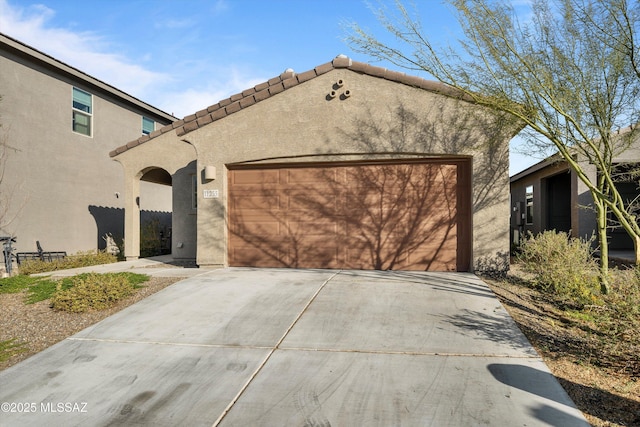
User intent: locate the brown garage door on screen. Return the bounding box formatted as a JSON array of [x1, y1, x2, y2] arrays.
[[228, 159, 471, 271]]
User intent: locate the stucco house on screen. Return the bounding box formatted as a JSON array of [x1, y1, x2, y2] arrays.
[[510, 127, 640, 255], [110, 55, 524, 272], [0, 33, 176, 259]]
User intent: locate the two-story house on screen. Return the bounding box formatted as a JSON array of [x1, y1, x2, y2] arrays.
[[0, 32, 176, 260]]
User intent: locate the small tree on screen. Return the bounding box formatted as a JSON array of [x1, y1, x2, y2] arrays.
[[346, 0, 640, 293]]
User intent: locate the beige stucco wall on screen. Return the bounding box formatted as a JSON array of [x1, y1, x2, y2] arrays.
[[111, 132, 197, 260], [162, 69, 517, 270], [0, 44, 173, 254]]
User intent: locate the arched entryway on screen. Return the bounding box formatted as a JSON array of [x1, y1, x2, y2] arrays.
[[139, 168, 172, 257]]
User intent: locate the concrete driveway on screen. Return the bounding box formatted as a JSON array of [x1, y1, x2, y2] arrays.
[[0, 267, 589, 426]]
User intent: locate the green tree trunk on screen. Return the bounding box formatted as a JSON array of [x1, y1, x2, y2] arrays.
[[595, 197, 610, 294]]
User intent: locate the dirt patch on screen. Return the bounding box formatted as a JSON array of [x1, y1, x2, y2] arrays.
[[0, 276, 183, 371]]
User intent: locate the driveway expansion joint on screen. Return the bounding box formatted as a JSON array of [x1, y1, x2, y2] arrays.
[[276, 346, 541, 358], [211, 270, 342, 427], [66, 337, 273, 350]]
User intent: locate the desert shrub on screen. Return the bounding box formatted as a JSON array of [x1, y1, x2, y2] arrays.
[[50, 272, 148, 313], [517, 230, 600, 303], [606, 267, 640, 321], [18, 250, 117, 275], [140, 217, 162, 257]]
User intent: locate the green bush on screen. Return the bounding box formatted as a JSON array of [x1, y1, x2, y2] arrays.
[[517, 230, 600, 304], [18, 250, 117, 275], [140, 217, 163, 257], [50, 272, 149, 313]]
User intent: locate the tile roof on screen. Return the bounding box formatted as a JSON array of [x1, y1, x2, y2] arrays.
[[110, 55, 470, 158]]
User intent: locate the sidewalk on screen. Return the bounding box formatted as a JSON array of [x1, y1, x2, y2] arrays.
[[32, 255, 212, 278]]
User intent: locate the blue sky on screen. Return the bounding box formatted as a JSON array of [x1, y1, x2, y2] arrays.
[[0, 0, 540, 175]]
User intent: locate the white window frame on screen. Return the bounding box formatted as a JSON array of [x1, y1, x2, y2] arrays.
[[72, 87, 93, 137], [525, 185, 534, 225]]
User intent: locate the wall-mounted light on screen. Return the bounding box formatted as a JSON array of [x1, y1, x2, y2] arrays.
[[204, 166, 216, 181]]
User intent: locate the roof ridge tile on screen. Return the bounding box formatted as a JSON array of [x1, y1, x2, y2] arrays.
[[296, 69, 317, 83], [315, 62, 334, 75]]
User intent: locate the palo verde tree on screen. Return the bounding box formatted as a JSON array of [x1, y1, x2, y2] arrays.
[[347, 0, 640, 293]]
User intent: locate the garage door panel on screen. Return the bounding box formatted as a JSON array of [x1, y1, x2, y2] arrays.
[[285, 168, 339, 184], [228, 160, 470, 271], [228, 242, 288, 267], [233, 221, 282, 236], [290, 245, 340, 268], [287, 221, 340, 236], [231, 169, 280, 185], [286, 193, 339, 212], [231, 194, 281, 210]]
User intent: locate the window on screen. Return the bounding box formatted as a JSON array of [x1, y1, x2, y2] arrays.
[[72, 88, 92, 136], [525, 185, 534, 225], [142, 117, 155, 135], [191, 174, 197, 210]]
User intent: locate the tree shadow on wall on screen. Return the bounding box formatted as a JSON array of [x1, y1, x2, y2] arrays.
[[331, 99, 517, 214], [228, 98, 520, 271], [228, 161, 460, 271], [331, 99, 520, 272]]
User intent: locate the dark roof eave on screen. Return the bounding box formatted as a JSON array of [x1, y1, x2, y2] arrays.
[[509, 153, 568, 182]]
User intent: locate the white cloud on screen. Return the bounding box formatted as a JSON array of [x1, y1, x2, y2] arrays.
[[0, 0, 170, 99], [0, 0, 271, 119], [212, 0, 229, 15]]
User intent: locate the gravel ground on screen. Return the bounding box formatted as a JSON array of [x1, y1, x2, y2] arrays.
[[0, 276, 183, 371]]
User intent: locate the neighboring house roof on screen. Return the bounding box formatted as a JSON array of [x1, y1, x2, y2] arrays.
[[510, 123, 640, 182], [0, 32, 176, 123], [110, 54, 473, 158], [510, 153, 568, 183]]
